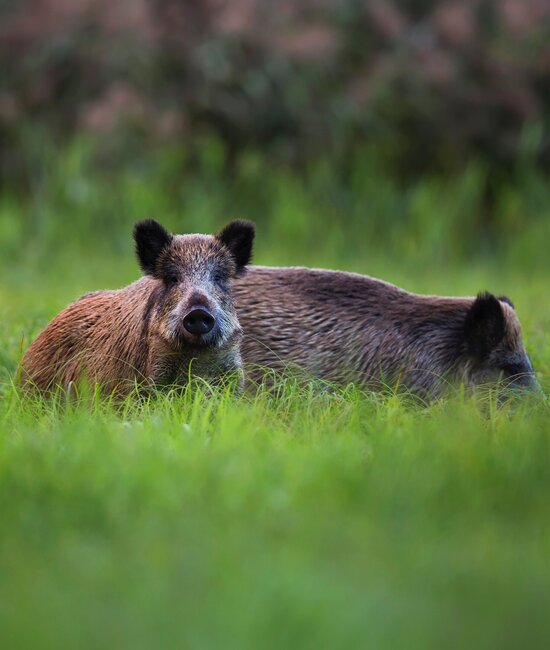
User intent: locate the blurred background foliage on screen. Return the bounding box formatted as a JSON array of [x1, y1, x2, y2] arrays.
[[2, 0, 550, 176], [1, 0, 550, 274]]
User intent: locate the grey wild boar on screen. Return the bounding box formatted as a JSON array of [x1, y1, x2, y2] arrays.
[[20, 219, 255, 396], [234, 266, 540, 399]]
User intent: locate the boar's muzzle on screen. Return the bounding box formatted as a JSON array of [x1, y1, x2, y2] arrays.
[[183, 306, 215, 335]]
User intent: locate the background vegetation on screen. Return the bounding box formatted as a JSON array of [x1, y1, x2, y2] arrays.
[[2, 0, 550, 184], [1, 2, 550, 649]]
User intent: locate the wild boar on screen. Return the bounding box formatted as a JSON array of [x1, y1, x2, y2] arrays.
[[234, 266, 539, 399], [20, 219, 255, 396]]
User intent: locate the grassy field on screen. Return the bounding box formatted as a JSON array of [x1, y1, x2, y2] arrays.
[[1, 145, 550, 649]]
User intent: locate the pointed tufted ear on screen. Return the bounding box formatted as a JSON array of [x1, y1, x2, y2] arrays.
[[497, 295, 515, 309], [464, 292, 506, 359], [217, 220, 255, 275], [133, 219, 173, 276]]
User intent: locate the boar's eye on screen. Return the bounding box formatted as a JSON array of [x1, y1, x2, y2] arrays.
[[212, 270, 227, 287], [501, 362, 525, 378], [165, 273, 179, 286]]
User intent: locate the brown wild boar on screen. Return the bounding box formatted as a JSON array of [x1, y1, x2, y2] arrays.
[[20, 219, 255, 396], [234, 266, 540, 399]]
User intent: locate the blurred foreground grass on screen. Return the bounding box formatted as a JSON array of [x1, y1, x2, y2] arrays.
[[1, 385, 549, 650], [1, 140, 549, 649]]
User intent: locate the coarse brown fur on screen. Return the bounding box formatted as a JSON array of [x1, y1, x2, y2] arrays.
[[234, 266, 539, 399], [20, 220, 255, 396]]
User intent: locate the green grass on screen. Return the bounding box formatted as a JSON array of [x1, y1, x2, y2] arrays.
[[1, 142, 550, 649], [1, 386, 549, 649]]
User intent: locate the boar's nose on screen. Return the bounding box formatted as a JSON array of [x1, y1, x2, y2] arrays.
[[183, 307, 215, 335]]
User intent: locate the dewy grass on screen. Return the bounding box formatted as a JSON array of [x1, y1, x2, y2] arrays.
[[1, 143, 550, 649]]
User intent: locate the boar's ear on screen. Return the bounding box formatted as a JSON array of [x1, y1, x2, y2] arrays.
[[217, 220, 255, 275], [497, 295, 515, 309], [133, 219, 173, 276], [464, 292, 506, 359]]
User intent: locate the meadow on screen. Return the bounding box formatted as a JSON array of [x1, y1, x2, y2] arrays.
[[1, 141, 550, 649]]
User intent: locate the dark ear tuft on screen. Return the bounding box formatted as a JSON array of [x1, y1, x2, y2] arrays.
[[133, 219, 173, 276], [464, 292, 506, 359], [217, 220, 255, 275], [497, 295, 515, 309]]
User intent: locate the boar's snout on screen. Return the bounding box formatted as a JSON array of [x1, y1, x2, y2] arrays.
[[183, 306, 215, 335], [506, 358, 543, 395]]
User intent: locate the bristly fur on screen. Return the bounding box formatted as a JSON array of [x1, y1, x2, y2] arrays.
[[20, 220, 255, 396], [233, 267, 538, 398], [217, 220, 255, 274], [134, 219, 173, 276]]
